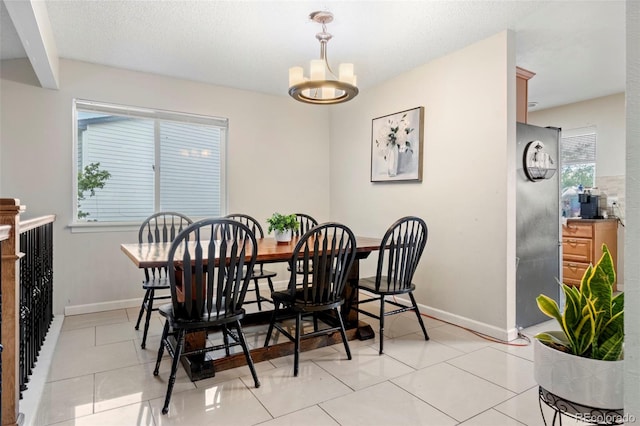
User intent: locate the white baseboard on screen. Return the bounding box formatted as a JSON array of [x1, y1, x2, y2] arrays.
[[64, 298, 143, 316], [390, 295, 520, 342], [63, 287, 520, 341], [62, 279, 291, 317]]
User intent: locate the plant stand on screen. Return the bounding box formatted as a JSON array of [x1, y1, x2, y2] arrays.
[[539, 387, 624, 425]]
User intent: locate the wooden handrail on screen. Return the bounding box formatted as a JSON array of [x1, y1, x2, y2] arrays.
[[19, 215, 56, 234]]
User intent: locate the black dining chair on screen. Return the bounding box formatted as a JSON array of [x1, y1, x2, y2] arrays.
[[153, 218, 261, 415], [346, 216, 429, 355], [264, 222, 357, 376], [135, 212, 193, 349], [290, 213, 319, 274], [224, 213, 277, 310]]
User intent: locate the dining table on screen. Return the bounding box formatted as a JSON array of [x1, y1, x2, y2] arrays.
[[121, 235, 382, 381]]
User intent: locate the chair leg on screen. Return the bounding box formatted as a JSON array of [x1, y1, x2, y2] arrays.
[[253, 278, 262, 311], [266, 277, 275, 294], [153, 320, 169, 376], [264, 301, 279, 347], [162, 328, 185, 415], [223, 326, 231, 356], [234, 321, 260, 388], [294, 312, 301, 377], [141, 289, 155, 349], [335, 308, 352, 360], [379, 296, 385, 355], [409, 292, 429, 341], [135, 289, 150, 330]]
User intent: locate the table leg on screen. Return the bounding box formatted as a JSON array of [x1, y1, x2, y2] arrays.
[[342, 258, 375, 340]]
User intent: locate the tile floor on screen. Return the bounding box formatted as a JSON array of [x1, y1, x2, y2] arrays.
[[32, 298, 591, 426]]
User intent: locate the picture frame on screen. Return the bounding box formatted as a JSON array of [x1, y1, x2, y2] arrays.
[[370, 106, 424, 182]]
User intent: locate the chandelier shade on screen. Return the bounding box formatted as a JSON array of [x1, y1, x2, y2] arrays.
[[288, 11, 358, 105]]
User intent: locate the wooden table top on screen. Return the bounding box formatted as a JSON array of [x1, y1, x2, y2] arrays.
[[121, 236, 382, 269]]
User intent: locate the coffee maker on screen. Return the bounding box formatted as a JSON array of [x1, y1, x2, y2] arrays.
[[579, 193, 600, 219]]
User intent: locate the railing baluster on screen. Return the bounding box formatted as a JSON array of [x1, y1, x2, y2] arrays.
[[1, 200, 56, 426], [17, 218, 55, 396]]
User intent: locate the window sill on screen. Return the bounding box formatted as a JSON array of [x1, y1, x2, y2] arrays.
[[68, 221, 140, 233]]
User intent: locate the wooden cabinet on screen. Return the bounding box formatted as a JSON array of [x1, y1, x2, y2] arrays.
[[516, 66, 536, 123], [562, 219, 618, 290]]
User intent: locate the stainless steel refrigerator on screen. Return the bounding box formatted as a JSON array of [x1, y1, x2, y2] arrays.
[[516, 123, 561, 328]]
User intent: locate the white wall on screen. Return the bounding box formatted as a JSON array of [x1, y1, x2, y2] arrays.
[[329, 31, 518, 339], [624, 0, 639, 416], [529, 93, 626, 176], [0, 58, 331, 315]]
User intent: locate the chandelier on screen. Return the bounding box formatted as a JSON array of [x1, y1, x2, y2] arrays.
[[288, 11, 358, 105]]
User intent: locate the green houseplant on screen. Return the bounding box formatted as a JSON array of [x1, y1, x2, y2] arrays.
[[533, 244, 624, 409], [267, 213, 299, 243]]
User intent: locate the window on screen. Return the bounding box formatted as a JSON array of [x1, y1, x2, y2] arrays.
[[560, 128, 596, 191], [73, 99, 226, 226]]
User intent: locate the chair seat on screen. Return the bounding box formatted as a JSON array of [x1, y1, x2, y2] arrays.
[[249, 267, 277, 279], [287, 265, 313, 274], [353, 276, 416, 296], [142, 277, 170, 290], [272, 290, 343, 311], [158, 303, 244, 329]]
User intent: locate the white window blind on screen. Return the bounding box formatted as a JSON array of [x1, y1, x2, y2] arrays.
[[74, 99, 227, 224], [559, 129, 597, 190], [560, 132, 596, 166]]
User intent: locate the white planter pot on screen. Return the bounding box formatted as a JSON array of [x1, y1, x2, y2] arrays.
[[533, 337, 624, 409], [274, 229, 292, 243]]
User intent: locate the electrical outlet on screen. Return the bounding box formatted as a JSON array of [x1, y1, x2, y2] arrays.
[[608, 196, 618, 207]]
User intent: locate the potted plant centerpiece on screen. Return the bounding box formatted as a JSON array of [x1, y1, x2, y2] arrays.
[[534, 244, 624, 410], [267, 213, 299, 244]]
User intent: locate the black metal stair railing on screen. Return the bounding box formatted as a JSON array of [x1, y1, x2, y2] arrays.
[[18, 218, 54, 396]]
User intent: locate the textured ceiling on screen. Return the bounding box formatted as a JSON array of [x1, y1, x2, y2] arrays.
[[0, 1, 626, 111]]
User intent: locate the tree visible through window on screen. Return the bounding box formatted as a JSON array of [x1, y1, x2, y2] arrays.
[[74, 100, 227, 223]]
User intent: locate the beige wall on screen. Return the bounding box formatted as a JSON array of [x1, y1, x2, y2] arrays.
[[0, 58, 331, 315], [329, 31, 518, 339]]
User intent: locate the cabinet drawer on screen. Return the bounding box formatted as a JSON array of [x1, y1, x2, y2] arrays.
[[563, 238, 592, 263], [563, 223, 593, 238], [563, 261, 589, 287]]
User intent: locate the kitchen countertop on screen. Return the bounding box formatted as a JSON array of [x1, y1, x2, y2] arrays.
[[565, 217, 619, 223]]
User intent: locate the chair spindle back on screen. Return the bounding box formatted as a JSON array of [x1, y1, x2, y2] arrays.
[[289, 223, 356, 307], [294, 213, 319, 237], [167, 218, 258, 321], [375, 216, 428, 292], [138, 212, 193, 282]]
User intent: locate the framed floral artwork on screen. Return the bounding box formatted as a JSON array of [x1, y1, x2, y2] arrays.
[[370, 106, 424, 182]]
